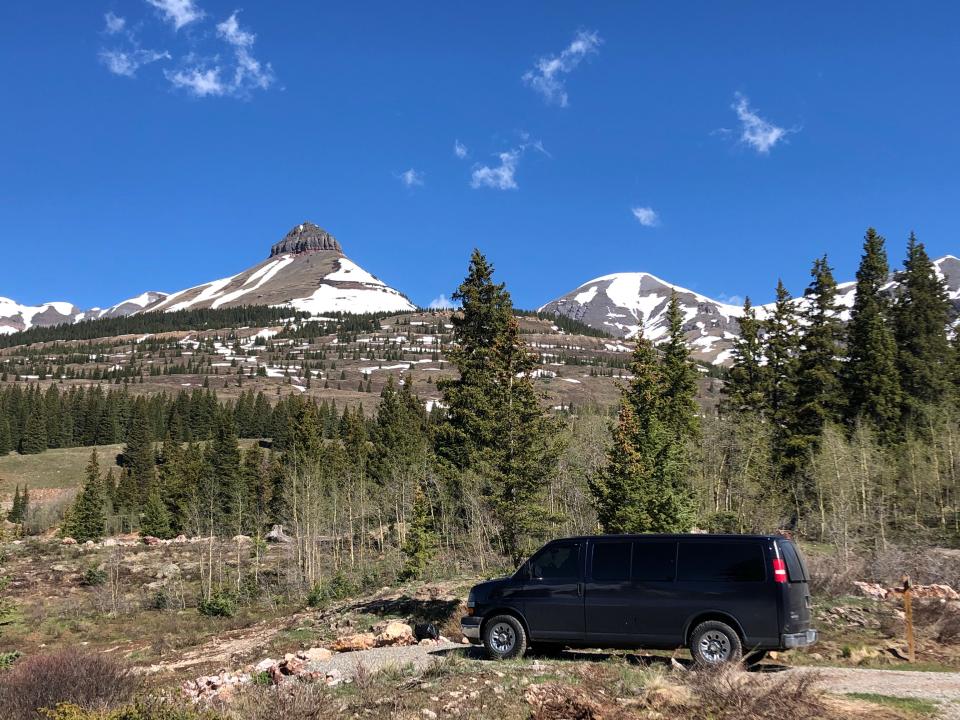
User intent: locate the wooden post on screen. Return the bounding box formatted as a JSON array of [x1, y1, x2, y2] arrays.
[[903, 575, 916, 663]]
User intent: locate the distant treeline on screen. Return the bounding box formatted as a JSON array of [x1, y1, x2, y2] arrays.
[[0, 305, 310, 349], [0, 382, 358, 456], [516, 309, 614, 338]]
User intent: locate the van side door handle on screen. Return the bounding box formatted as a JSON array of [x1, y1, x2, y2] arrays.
[[577, 582, 584, 597]]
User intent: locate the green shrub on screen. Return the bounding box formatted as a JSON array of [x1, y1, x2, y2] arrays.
[[42, 699, 218, 720], [150, 588, 172, 611], [81, 569, 107, 587], [0, 649, 22, 670], [702, 511, 740, 534], [306, 571, 355, 608], [197, 590, 235, 618]]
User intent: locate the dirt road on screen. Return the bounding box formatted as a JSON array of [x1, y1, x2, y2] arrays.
[[307, 643, 960, 717]]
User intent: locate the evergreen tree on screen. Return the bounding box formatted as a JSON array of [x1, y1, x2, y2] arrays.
[[399, 482, 438, 580], [763, 280, 800, 473], [140, 486, 173, 539], [61, 449, 107, 542], [209, 411, 242, 533], [436, 250, 561, 562], [843, 228, 901, 440], [787, 256, 845, 510], [893, 233, 952, 428], [723, 297, 766, 416], [120, 399, 156, 507], [658, 292, 701, 445], [590, 333, 696, 533], [20, 405, 47, 455], [0, 416, 11, 455]]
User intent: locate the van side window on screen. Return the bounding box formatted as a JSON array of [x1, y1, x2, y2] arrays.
[[677, 542, 764, 582], [529, 542, 581, 580], [591, 542, 631, 581], [631, 541, 677, 581]]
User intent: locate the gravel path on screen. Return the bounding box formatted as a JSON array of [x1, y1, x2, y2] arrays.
[[308, 641, 463, 679], [309, 644, 960, 717], [789, 666, 960, 718]]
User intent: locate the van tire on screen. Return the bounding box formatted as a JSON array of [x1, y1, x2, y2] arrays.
[[482, 614, 527, 660], [689, 620, 743, 666]]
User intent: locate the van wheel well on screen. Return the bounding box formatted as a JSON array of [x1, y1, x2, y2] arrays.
[[481, 609, 529, 640], [685, 612, 744, 645]]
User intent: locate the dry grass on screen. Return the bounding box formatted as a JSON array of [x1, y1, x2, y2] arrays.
[[0, 648, 140, 720]]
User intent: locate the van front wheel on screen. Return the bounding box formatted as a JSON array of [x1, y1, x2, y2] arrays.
[[482, 614, 527, 660], [689, 621, 743, 666]]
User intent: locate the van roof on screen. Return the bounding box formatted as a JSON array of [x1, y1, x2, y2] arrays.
[[550, 534, 787, 542]]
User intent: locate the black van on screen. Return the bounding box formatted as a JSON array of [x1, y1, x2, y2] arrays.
[[461, 534, 816, 664]]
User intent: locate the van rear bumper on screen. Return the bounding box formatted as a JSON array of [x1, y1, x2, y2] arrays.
[[782, 629, 817, 648]]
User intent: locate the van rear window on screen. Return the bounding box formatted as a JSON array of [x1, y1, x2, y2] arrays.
[[778, 540, 808, 582], [677, 542, 765, 582]]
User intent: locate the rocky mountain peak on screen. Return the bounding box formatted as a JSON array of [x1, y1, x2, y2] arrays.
[[269, 222, 343, 257]]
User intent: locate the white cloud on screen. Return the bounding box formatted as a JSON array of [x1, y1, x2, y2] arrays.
[[165, 12, 274, 98], [165, 67, 225, 96], [522, 29, 601, 107], [731, 92, 790, 154], [631, 207, 659, 227], [146, 0, 204, 31], [398, 169, 425, 188], [216, 12, 255, 47], [428, 294, 456, 310], [719, 294, 744, 306], [100, 48, 170, 78], [469, 137, 547, 191], [104, 12, 126, 34], [471, 150, 520, 190], [453, 140, 468, 159]]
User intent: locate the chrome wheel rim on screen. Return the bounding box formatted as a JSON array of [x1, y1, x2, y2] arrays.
[[698, 631, 731, 663], [489, 622, 516, 654]]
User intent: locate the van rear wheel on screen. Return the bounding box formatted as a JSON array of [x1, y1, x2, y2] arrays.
[[482, 614, 527, 660], [689, 621, 743, 666]]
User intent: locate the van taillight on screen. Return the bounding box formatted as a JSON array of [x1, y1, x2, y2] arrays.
[[772, 558, 788, 583]]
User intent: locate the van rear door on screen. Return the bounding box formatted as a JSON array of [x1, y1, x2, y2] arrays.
[[775, 538, 812, 634]]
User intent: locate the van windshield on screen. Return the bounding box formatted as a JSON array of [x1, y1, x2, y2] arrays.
[[778, 540, 808, 582]]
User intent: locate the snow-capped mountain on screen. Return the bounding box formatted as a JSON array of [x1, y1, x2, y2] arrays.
[[539, 272, 743, 365], [0, 223, 413, 335], [0, 291, 172, 335], [142, 222, 414, 314], [0, 298, 83, 335], [540, 255, 960, 366]]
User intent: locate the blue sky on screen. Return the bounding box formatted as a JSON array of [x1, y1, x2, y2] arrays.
[[2, 2, 960, 310]]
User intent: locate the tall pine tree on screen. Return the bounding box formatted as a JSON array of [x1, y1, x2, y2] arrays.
[[436, 250, 561, 562], [893, 233, 952, 428], [61, 449, 107, 542], [590, 327, 696, 534], [843, 228, 901, 441], [723, 297, 766, 416]]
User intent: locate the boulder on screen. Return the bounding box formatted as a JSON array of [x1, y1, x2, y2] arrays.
[[374, 620, 415, 647], [853, 581, 889, 600], [102, 537, 118, 547], [913, 584, 960, 600], [331, 632, 376, 652], [142, 535, 161, 546], [254, 658, 277, 673], [233, 534, 252, 544], [297, 647, 333, 663], [61, 537, 77, 545], [155, 563, 181, 580], [265, 524, 292, 544]]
